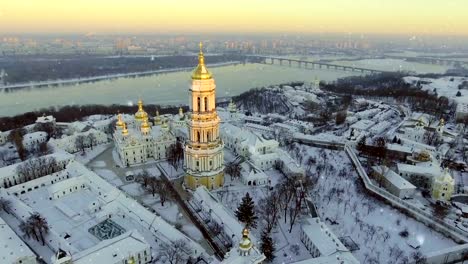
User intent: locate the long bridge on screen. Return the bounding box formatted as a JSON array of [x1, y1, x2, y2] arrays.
[[249, 56, 388, 74]]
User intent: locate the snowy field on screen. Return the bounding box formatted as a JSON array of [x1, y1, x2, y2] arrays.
[[93, 168, 124, 186], [214, 177, 315, 263], [404, 76, 468, 104], [301, 146, 458, 263], [74, 144, 110, 164], [332, 59, 451, 74]]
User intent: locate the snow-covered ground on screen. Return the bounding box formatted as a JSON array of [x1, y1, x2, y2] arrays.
[[74, 144, 110, 164], [404, 76, 468, 104], [301, 146, 458, 263], [93, 168, 124, 186]]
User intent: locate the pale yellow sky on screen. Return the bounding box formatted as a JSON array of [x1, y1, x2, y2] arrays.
[[0, 0, 467, 35]]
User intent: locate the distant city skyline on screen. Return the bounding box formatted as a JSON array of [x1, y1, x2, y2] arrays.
[[1, 0, 467, 36]]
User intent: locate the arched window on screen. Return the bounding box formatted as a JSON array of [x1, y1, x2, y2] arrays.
[[207, 131, 211, 142], [197, 131, 200, 142], [197, 97, 201, 112], [204, 97, 208, 111]]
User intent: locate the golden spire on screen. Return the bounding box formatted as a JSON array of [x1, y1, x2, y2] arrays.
[[141, 117, 151, 133], [116, 112, 125, 129], [135, 99, 148, 121], [154, 110, 161, 125], [191, 42, 212, 80], [122, 123, 129, 136]]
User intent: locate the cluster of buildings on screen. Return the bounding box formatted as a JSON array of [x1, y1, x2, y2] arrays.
[[0, 161, 207, 264]]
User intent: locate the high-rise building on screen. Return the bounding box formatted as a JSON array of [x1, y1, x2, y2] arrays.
[[184, 42, 224, 190]]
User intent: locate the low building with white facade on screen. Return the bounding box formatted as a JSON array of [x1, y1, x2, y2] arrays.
[[22, 131, 48, 148], [300, 217, 358, 263], [0, 152, 74, 189], [240, 161, 269, 186], [0, 215, 37, 264], [371, 166, 416, 198], [36, 115, 56, 125], [221, 123, 279, 171]]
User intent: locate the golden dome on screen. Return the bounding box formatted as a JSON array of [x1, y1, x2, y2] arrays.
[[122, 123, 129, 136], [239, 228, 252, 250], [135, 99, 148, 121], [127, 256, 135, 264], [154, 110, 162, 125], [116, 113, 125, 129], [141, 117, 151, 131], [191, 42, 213, 80]]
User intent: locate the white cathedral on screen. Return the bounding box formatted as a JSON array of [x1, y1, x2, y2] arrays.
[[113, 101, 176, 167]]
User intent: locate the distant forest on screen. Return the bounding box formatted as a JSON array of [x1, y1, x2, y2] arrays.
[[0, 54, 248, 84], [321, 72, 454, 118]]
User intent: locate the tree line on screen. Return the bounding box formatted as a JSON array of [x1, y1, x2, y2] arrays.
[[2, 54, 246, 84], [0, 104, 188, 132], [321, 72, 453, 118]]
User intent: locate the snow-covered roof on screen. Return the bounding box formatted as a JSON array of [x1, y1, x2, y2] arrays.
[[0, 151, 74, 182], [192, 186, 245, 242], [36, 115, 56, 123], [372, 166, 416, 190], [386, 143, 413, 154], [291, 253, 359, 264], [397, 163, 442, 178], [12, 162, 205, 261], [350, 120, 375, 131], [0, 216, 37, 263], [73, 230, 149, 264], [301, 217, 351, 257]]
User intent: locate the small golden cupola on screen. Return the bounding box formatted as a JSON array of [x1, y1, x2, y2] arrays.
[[179, 107, 184, 117], [154, 110, 162, 125], [116, 113, 125, 130], [122, 123, 129, 137], [239, 228, 253, 255], [191, 42, 212, 80], [141, 117, 151, 135], [135, 99, 148, 122]]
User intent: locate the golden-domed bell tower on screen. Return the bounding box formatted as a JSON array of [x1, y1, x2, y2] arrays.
[[184, 42, 224, 190]]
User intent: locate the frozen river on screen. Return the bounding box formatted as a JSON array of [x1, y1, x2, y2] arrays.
[[0, 63, 357, 117], [0, 58, 454, 117]]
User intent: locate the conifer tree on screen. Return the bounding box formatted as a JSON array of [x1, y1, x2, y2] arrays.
[[260, 230, 275, 261], [235, 192, 258, 228]]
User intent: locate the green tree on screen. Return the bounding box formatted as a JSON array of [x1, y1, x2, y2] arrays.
[[235, 192, 258, 228]]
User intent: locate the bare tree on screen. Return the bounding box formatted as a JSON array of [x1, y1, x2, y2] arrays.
[[225, 162, 241, 181], [158, 239, 191, 264], [0, 198, 11, 214], [75, 135, 87, 154], [87, 133, 97, 150], [257, 191, 281, 233]]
